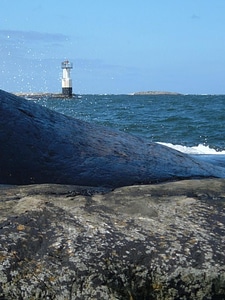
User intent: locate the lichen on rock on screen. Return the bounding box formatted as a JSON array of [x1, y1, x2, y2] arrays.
[[0, 179, 225, 299]]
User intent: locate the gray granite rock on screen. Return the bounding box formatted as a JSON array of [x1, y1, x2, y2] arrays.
[[0, 179, 225, 299], [1, 89, 225, 187]]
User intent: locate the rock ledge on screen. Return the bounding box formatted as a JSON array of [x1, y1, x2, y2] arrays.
[[0, 179, 225, 299]]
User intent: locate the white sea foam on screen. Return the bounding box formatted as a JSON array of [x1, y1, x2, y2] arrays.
[[157, 142, 225, 155]]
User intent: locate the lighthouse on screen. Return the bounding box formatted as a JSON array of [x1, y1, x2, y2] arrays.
[[61, 60, 73, 97]]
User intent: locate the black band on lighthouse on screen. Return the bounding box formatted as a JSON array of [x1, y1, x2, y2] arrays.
[[62, 87, 72, 97]]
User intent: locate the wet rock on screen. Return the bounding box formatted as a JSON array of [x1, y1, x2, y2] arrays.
[[1, 89, 225, 187], [0, 179, 225, 299]]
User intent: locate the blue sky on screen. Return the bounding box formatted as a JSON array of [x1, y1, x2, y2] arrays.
[[0, 0, 225, 94]]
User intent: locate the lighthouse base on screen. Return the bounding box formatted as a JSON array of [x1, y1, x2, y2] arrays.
[[62, 87, 72, 97]]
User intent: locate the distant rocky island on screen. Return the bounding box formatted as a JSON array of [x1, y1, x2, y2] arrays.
[[134, 91, 181, 95]]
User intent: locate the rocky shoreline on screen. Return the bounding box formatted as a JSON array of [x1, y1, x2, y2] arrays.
[[14, 92, 76, 99], [0, 179, 225, 299], [1, 89, 225, 299], [1, 89, 225, 187]]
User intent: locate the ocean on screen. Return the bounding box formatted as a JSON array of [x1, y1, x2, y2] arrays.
[[32, 94, 225, 167]]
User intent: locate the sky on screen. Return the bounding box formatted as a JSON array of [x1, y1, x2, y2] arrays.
[[0, 0, 225, 94]]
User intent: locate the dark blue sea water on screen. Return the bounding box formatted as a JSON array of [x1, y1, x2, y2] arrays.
[[33, 94, 225, 156]]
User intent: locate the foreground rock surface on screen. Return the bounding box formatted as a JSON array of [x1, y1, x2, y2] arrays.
[[1, 89, 225, 187], [0, 179, 225, 299]]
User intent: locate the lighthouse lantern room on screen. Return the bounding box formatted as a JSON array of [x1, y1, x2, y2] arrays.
[[61, 60, 73, 97]]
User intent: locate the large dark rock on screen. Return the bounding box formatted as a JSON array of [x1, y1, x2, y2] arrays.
[[0, 89, 225, 187], [0, 179, 225, 299]]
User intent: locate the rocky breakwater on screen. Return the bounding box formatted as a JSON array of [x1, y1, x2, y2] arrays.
[[0, 179, 225, 299]]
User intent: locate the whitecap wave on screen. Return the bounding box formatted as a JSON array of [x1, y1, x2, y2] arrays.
[[157, 142, 225, 155]]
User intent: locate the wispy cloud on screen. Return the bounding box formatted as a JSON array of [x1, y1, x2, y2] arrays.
[[0, 29, 69, 43], [191, 14, 200, 20], [0, 29, 71, 93], [0, 29, 71, 62]]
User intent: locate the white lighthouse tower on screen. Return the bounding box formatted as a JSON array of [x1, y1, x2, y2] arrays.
[[61, 60, 73, 97]]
